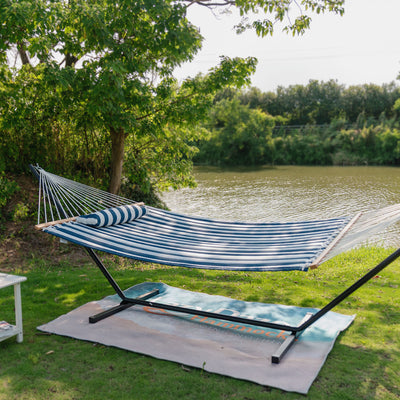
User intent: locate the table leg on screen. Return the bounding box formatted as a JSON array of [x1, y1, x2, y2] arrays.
[[13, 283, 23, 343]]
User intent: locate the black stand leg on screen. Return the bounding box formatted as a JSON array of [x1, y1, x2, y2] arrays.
[[82, 245, 400, 364]]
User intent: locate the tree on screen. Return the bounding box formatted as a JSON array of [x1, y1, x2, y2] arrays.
[[1, 0, 345, 195], [260, 80, 345, 125], [195, 96, 277, 165]]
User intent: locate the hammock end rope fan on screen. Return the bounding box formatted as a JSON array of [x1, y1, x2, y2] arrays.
[[30, 165, 400, 364]]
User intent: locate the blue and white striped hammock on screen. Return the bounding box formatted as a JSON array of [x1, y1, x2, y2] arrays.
[[32, 166, 400, 272]]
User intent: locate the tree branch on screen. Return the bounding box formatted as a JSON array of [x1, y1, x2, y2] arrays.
[[183, 0, 235, 7]]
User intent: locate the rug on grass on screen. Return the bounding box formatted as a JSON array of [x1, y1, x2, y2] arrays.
[[37, 282, 354, 394]]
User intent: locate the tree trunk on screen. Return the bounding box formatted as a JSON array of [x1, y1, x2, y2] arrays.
[[109, 126, 126, 194], [17, 42, 30, 65], [65, 53, 78, 67]]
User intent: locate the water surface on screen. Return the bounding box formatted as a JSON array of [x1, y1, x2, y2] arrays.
[[161, 166, 400, 247]]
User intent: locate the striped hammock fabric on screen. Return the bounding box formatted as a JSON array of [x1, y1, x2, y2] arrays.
[[44, 208, 353, 271], [31, 165, 400, 272]]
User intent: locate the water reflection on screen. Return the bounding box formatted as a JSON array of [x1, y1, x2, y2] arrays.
[[161, 166, 400, 247]]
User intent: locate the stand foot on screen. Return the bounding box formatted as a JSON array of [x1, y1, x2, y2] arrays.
[[89, 289, 160, 323], [271, 312, 312, 363], [271, 334, 296, 364]]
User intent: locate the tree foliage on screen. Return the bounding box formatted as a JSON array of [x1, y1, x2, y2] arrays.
[[1, 0, 345, 199], [194, 97, 277, 165], [195, 83, 400, 167], [189, 0, 345, 36], [239, 80, 400, 125]]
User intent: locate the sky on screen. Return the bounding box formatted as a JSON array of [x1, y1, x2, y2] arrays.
[[173, 0, 400, 92]]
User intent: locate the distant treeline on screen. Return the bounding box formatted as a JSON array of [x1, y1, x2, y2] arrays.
[[194, 80, 400, 166]]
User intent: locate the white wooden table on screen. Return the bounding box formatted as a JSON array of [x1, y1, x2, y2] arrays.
[[0, 273, 27, 343]]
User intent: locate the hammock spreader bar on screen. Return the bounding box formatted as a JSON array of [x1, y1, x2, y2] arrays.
[[30, 165, 400, 364]]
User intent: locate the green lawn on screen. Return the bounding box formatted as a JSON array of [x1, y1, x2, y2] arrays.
[[0, 247, 399, 400]]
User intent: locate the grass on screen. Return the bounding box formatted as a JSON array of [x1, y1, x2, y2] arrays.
[[0, 246, 399, 399]]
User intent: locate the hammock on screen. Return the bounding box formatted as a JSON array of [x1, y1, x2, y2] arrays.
[[30, 165, 400, 363]]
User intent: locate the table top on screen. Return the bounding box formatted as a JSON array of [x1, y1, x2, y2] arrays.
[[0, 273, 27, 289]]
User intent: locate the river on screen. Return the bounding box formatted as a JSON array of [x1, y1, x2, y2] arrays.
[[161, 166, 400, 247]]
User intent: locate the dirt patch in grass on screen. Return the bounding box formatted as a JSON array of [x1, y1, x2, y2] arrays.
[[0, 173, 88, 272]]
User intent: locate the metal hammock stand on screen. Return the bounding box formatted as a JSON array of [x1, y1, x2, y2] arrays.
[[30, 165, 400, 363]]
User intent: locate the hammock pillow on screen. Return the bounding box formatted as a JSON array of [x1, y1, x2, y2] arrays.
[[76, 204, 147, 227]]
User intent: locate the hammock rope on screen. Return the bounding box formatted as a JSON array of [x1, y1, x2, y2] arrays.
[[31, 165, 400, 271]]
